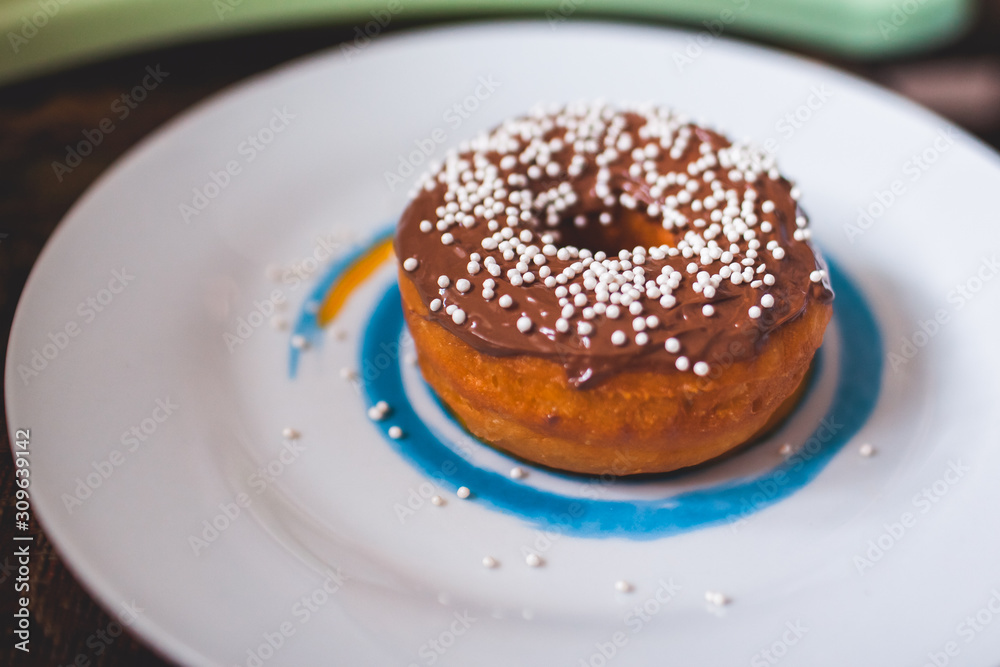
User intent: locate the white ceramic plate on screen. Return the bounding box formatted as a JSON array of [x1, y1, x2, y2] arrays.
[[7, 21, 1000, 667]]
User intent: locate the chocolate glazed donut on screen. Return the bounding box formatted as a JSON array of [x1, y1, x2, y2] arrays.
[[395, 103, 833, 475]]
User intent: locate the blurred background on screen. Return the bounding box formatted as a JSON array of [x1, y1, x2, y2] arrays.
[[2, 0, 1000, 663]]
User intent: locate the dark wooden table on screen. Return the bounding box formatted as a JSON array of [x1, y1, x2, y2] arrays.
[[3, 7, 1000, 665]]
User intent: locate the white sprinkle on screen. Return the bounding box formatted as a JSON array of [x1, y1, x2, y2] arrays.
[[772, 247, 785, 260], [281, 427, 299, 440], [441, 233, 454, 244], [748, 306, 761, 319], [452, 309, 466, 325], [761, 294, 775, 308], [419, 220, 433, 232], [403, 257, 419, 271], [270, 316, 288, 331], [456, 486, 471, 499], [761, 200, 775, 214], [437, 275, 450, 288], [693, 361, 710, 376], [456, 278, 471, 293], [482, 556, 498, 569], [499, 295, 513, 308], [291, 335, 309, 350], [810, 270, 824, 283], [339, 367, 357, 381], [388, 426, 404, 439], [525, 553, 544, 568], [859, 443, 876, 457], [429, 298, 442, 312], [615, 580, 634, 593], [779, 443, 794, 456], [705, 591, 730, 606], [702, 304, 715, 317], [510, 467, 527, 479], [367, 406, 386, 421], [635, 332, 649, 345], [675, 356, 690, 371], [611, 330, 627, 346], [665, 337, 681, 353], [517, 317, 533, 333]]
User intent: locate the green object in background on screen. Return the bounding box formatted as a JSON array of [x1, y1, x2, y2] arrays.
[[0, 0, 974, 85]]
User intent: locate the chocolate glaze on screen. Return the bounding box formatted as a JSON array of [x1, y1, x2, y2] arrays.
[[395, 108, 833, 388]]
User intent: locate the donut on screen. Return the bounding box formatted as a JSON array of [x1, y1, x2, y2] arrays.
[[394, 102, 833, 475]]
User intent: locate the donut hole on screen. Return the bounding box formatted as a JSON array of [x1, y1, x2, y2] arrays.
[[550, 209, 680, 256]]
